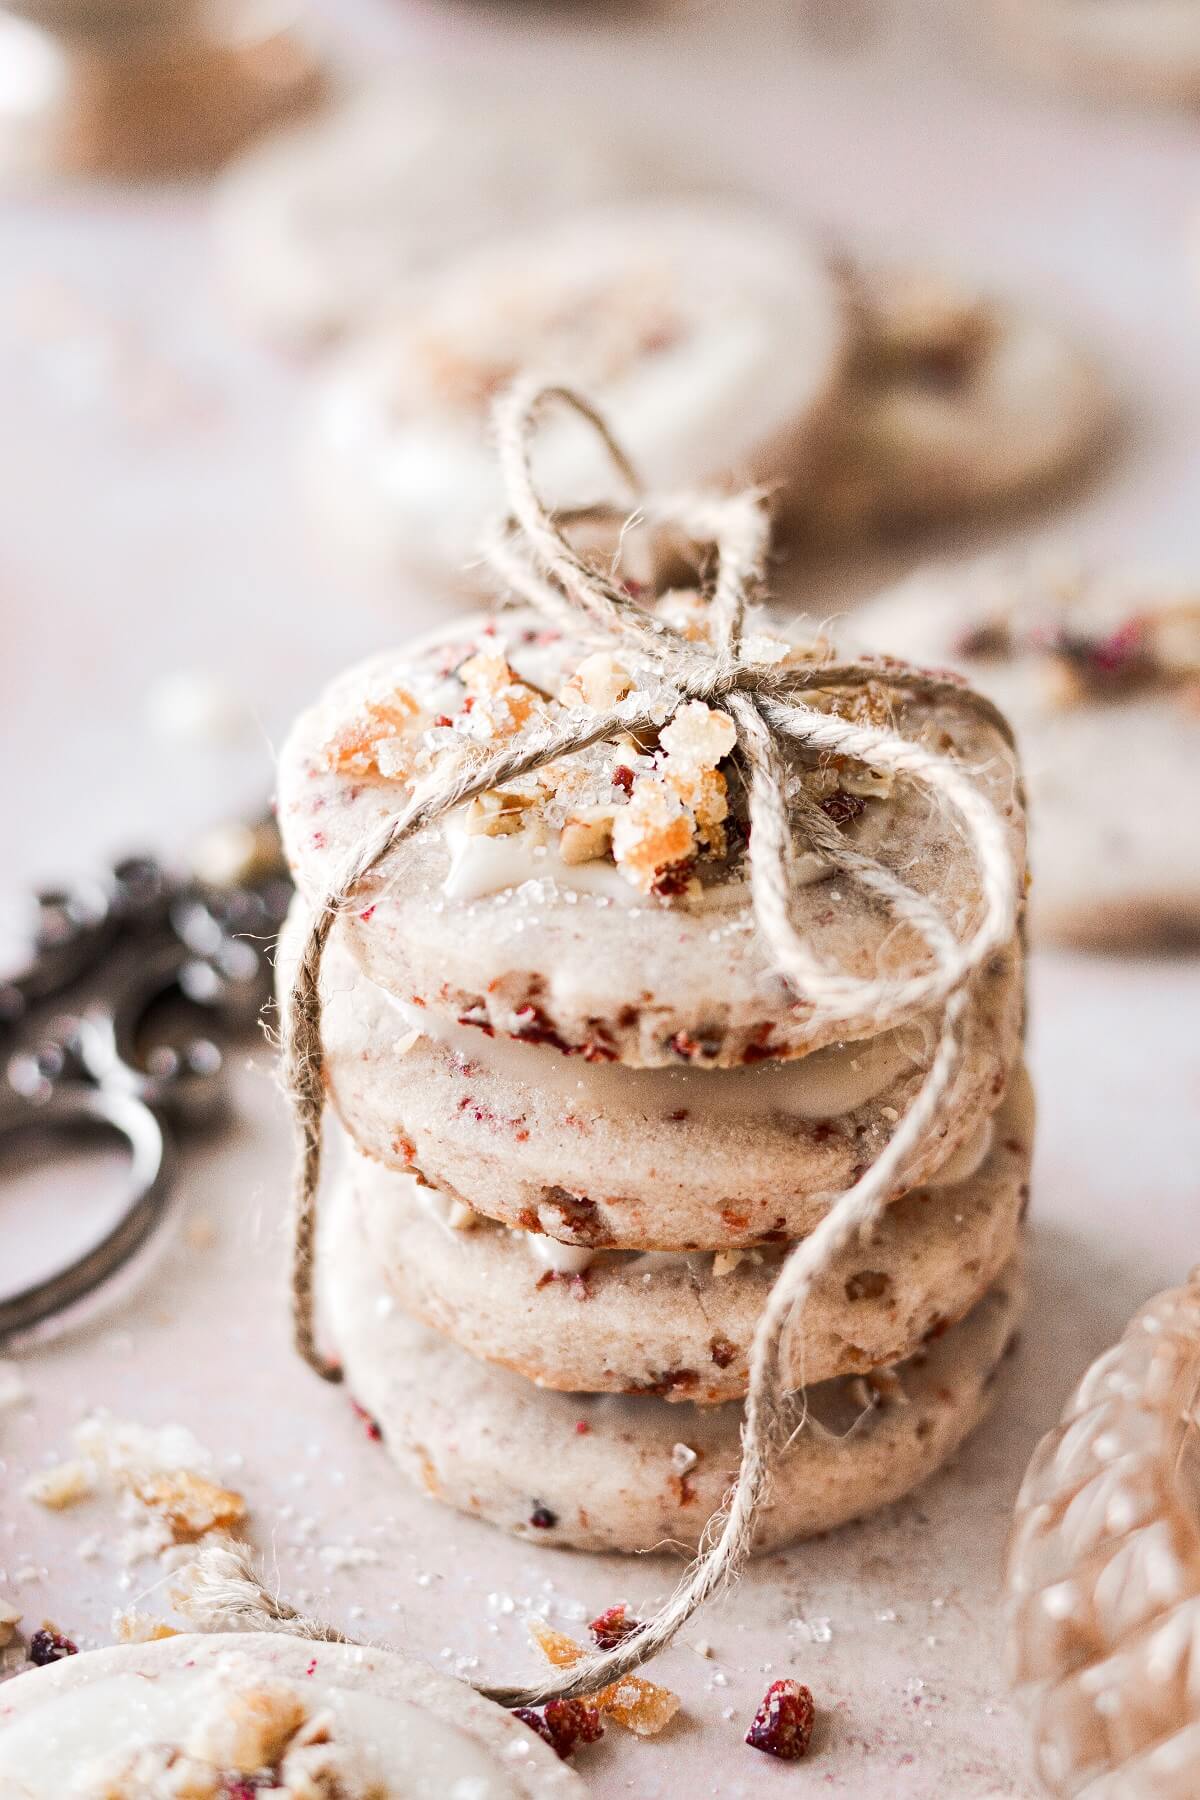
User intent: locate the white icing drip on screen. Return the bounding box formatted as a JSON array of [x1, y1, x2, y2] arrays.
[[415, 1183, 478, 1235], [385, 989, 922, 1122], [0, 1669, 521, 1799], [519, 1240, 736, 1278], [526, 1235, 596, 1275], [925, 1115, 995, 1189]]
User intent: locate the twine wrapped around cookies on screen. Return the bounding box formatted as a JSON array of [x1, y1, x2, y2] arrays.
[[212, 379, 1021, 1708]]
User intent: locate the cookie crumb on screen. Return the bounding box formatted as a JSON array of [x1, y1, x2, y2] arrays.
[[127, 1470, 247, 1543], [23, 1459, 95, 1511], [113, 1608, 178, 1644]]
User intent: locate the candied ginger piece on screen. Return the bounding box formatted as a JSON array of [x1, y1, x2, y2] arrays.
[[662, 764, 728, 855], [526, 1618, 681, 1737], [595, 1674, 681, 1737], [458, 652, 541, 738], [527, 1619, 580, 1669], [186, 1678, 308, 1770], [113, 1607, 178, 1644], [611, 781, 695, 894], [127, 1469, 247, 1543], [321, 688, 422, 777]]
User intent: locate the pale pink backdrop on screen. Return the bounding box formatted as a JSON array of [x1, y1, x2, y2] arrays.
[[2, 2, 1200, 1792]]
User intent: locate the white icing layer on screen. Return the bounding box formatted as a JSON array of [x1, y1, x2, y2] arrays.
[[927, 1115, 995, 1189], [385, 990, 922, 1122], [0, 1668, 521, 1799]]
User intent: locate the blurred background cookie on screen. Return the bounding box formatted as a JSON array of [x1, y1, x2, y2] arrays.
[[994, 0, 1200, 106], [297, 203, 849, 586], [796, 264, 1114, 545], [855, 558, 1200, 948], [213, 84, 715, 352]]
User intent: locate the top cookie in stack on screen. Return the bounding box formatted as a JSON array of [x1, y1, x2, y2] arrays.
[[277, 547, 1031, 1553]]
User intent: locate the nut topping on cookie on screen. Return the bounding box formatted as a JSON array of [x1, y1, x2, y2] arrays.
[[310, 602, 901, 909], [73, 1665, 385, 1799]]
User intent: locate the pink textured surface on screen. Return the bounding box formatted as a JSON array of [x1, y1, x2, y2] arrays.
[[2, 2, 1200, 1792]]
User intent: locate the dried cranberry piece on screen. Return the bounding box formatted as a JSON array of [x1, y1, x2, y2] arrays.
[[819, 789, 866, 827], [612, 764, 635, 796], [650, 860, 696, 899], [745, 1678, 815, 1760], [27, 1628, 78, 1666], [351, 1398, 383, 1442], [529, 1504, 557, 1529], [515, 1699, 604, 1760], [588, 1602, 641, 1649]]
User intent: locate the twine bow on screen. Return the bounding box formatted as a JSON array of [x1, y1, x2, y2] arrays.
[[274, 379, 1020, 1709]]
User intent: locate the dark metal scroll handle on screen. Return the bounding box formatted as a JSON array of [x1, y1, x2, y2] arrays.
[[0, 825, 290, 1344], [0, 1086, 173, 1341]]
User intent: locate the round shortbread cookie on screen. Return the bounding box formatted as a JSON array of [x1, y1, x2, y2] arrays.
[[324, 1188, 1026, 1554], [0, 1632, 580, 1798], [298, 201, 848, 583], [994, 0, 1200, 106], [854, 561, 1200, 948], [213, 84, 704, 350], [798, 265, 1110, 541], [338, 1066, 1033, 1402], [278, 607, 1026, 1068], [290, 904, 1025, 1248]]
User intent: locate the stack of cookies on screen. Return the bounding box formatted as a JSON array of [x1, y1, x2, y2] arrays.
[[277, 591, 1033, 1555]]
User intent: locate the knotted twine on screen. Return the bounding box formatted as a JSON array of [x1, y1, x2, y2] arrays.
[[196, 379, 1019, 1709]]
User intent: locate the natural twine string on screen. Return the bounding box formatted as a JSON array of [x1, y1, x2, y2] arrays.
[[198, 379, 1019, 1709]]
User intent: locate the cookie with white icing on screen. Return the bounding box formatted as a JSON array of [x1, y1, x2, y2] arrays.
[[855, 561, 1200, 948], [798, 265, 1111, 540], [335, 1066, 1032, 1402], [323, 1177, 1027, 1554], [995, 0, 1200, 105], [298, 202, 848, 583], [0, 1632, 581, 1798], [214, 86, 707, 351], [277, 606, 1026, 1069], [289, 903, 1024, 1248]]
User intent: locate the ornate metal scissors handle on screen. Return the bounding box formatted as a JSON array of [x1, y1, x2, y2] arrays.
[[0, 824, 291, 1343]]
